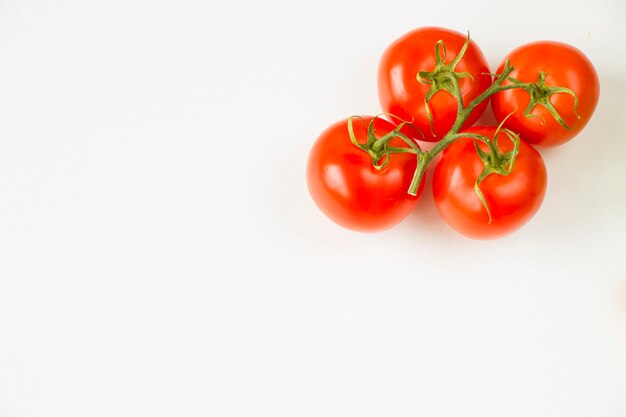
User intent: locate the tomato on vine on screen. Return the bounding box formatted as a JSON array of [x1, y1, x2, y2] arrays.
[[432, 126, 547, 239], [377, 27, 492, 142], [491, 41, 600, 147], [307, 28, 599, 238], [306, 116, 425, 232]]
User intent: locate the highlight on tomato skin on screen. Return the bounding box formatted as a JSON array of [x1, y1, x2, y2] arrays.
[[306, 116, 424, 233], [377, 27, 492, 142], [491, 41, 600, 147], [432, 126, 547, 240]]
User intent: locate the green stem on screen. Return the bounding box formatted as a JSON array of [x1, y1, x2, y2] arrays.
[[371, 131, 395, 153], [406, 63, 517, 196]]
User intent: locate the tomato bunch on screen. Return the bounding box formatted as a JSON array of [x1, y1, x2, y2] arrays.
[[306, 27, 599, 239]]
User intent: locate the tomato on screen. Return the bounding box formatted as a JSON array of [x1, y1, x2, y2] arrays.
[[377, 27, 492, 142], [432, 126, 547, 239], [306, 116, 423, 232], [491, 41, 599, 147]]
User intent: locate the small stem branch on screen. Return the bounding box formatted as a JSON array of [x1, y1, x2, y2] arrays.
[[408, 152, 431, 195], [371, 132, 394, 153]]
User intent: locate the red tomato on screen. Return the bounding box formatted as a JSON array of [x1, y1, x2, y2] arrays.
[[306, 116, 423, 232], [377, 27, 492, 142], [432, 126, 547, 239], [491, 41, 599, 147]]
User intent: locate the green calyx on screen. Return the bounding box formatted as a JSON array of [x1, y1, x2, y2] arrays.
[[417, 32, 474, 135], [507, 71, 580, 128], [347, 115, 421, 170], [469, 117, 520, 224]]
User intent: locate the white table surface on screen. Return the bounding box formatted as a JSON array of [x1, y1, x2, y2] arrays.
[[1, 0, 625, 416]]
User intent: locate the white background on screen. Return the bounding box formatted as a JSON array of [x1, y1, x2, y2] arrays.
[[1, 0, 625, 416]]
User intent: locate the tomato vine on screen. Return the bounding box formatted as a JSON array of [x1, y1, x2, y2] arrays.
[[308, 28, 598, 237], [348, 33, 580, 216]]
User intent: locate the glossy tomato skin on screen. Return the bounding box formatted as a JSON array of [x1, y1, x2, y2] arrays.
[[433, 126, 547, 239], [491, 41, 599, 147], [378, 27, 492, 142], [307, 117, 423, 232]]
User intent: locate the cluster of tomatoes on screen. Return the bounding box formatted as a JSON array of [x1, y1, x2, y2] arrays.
[[306, 27, 599, 239]]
